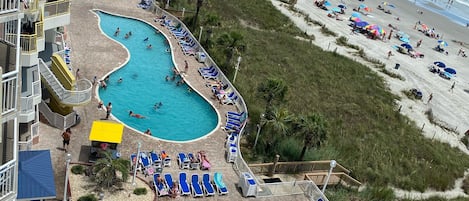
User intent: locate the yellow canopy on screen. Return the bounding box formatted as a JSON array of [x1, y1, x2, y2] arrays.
[[89, 121, 124, 144]]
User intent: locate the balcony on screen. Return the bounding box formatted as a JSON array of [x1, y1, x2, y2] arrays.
[[1, 74, 18, 116], [0, 161, 16, 201], [21, 21, 43, 66], [0, 0, 19, 14], [43, 0, 70, 30], [18, 122, 39, 151], [19, 80, 40, 122]]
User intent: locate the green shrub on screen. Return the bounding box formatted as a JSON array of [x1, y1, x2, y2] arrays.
[[320, 25, 337, 37], [71, 165, 85, 175], [133, 187, 147, 195], [362, 186, 395, 201], [77, 194, 97, 201]]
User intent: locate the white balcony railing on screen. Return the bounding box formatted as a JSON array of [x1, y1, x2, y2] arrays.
[[33, 79, 40, 97], [0, 0, 19, 14], [43, 0, 70, 18], [1, 74, 18, 115], [0, 161, 16, 200], [18, 122, 39, 151], [20, 96, 33, 114]]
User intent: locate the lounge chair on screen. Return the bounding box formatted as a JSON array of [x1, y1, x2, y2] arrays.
[[130, 153, 141, 172], [153, 173, 169, 196], [198, 152, 212, 171], [178, 153, 190, 169], [199, 67, 217, 76], [227, 111, 245, 117], [161, 151, 171, 167], [188, 153, 200, 170], [213, 172, 228, 195], [164, 173, 174, 189], [140, 152, 154, 176], [179, 172, 191, 196], [191, 174, 204, 197], [222, 95, 238, 105], [202, 71, 219, 80], [202, 173, 215, 196], [150, 151, 162, 169]]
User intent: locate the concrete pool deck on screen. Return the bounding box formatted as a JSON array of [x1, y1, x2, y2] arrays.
[[32, 0, 310, 200]]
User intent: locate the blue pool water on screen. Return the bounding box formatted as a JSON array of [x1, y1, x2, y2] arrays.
[[96, 11, 218, 142]]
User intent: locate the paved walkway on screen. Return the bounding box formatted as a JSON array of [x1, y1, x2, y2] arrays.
[[33, 0, 308, 201]]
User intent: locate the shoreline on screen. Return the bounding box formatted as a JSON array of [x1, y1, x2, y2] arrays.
[[273, 0, 469, 198]]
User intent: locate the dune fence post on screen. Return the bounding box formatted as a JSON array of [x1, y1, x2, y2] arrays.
[[269, 154, 280, 177]]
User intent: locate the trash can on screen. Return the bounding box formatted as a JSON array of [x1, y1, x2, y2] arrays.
[[394, 63, 400, 69]]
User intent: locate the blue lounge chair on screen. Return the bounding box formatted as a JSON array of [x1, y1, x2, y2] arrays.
[[213, 172, 228, 195], [178, 153, 190, 169], [153, 173, 169, 196], [150, 151, 162, 169], [191, 174, 204, 197], [140, 152, 154, 176], [199, 67, 216, 75], [179, 172, 191, 196], [164, 173, 174, 189], [202, 173, 215, 196], [130, 153, 141, 172], [161, 151, 171, 167], [227, 111, 245, 117], [202, 71, 219, 80]]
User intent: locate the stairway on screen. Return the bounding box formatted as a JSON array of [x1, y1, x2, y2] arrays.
[[38, 58, 92, 105]]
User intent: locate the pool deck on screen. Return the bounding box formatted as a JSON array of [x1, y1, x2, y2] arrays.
[[31, 0, 309, 200]]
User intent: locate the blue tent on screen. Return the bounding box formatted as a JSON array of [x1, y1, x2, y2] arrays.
[[355, 21, 369, 27], [444, 67, 457, 75], [433, 61, 446, 68], [18, 150, 56, 200], [401, 43, 413, 50]]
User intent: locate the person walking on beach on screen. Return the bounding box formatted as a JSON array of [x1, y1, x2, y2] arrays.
[[387, 50, 393, 59], [427, 93, 433, 104], [62, 128, 72, 152], [105, 102, 112, 119], [388, 30, 393, 40], [450, 82, 455, 93], [416, 39, 422, 48]]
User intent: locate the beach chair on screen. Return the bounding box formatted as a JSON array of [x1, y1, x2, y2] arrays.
[[188, 153, 200, 170], [213, 172, 228, 195], [199, 67, 217, 76], [179, 172, 191, 196], [227, 111, 245, 117], [153, 173, 169, 196], [164, 173, 174, 189], [140, 152, 155, 176], [161, 151, 171, 167], [202, 173, 216, 196], [178, 153, 190, 169], [202, 71, 219, 80], [191, 174, 204, 197], [150, 151, 162, 169], [130, 153, 141, 172]]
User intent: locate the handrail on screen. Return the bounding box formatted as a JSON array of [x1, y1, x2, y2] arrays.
[[36, 21, 44, 39], [0, 0, 19, 14], [19, 33, 37, 53], [1, 74, 18, 115], [0, 161, 16, 200], [44, 0, 70, 18], [38, 101, 76, 130], [249, 160, 351, 174], [38, 58, 92, 105]]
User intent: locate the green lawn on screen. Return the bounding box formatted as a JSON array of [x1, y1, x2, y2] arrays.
[[168, 0, 469, 197]]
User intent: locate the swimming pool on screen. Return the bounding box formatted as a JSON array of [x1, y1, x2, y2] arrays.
[[95, 11, 218, 142]]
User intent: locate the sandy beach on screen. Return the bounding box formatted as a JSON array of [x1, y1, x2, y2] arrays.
[[271, 0, 469, 199]]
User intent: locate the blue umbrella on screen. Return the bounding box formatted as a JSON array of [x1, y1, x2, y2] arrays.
[[338, 4, 347, 9], [351, 12, 361, 18], [324, 1, 332, 6], [355, 21, 369, 27], [359, 4, 367, 9], [438, 40, 448, 47], [401, 43, 413, 50], [444, 67, 456, 74], [399, 37, 410, 43], [433, 61, 446, 68], [331, 7, 341, 13]]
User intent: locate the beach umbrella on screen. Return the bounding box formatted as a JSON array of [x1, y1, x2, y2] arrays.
[[359, 4, 367, 9], [350, 17, 361, 22], [444, 67, 456, 75], [438, 40, 448, 47], [355, 21, 369, 27], [400, 37, 410, 43], [401, 43, 413, 50], [331, 7, 341, 13], [351, 12, 361, 18], [421, 24, 428, 30], [338, 4, 347, 9], [433, 61, 446, 68], [324, 1, 331, 6]]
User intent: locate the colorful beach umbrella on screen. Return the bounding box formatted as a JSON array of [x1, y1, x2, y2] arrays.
[[338, 4, 347, 9], [350, 17, 361, 22], [438, 40, 448, 47], [433, 61, 446, 68], [359, 4, 367, 9], [324, 1, 332, 6], [421, 24, 428, 30], [444, 67, 456, 75], [331, 7, 341, 13], [400, 37, 410, 43]]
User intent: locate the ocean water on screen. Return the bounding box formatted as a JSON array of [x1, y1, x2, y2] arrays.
[[410, 0, 469, 26]]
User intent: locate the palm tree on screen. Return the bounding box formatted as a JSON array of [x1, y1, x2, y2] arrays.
[[191, 0, 204, 31], [257, 77, 288, 109], [92, 151, 130, 188], [216, 31, 245, 68], [294, 113, 327, 160], [262, 107, 294, 153]]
